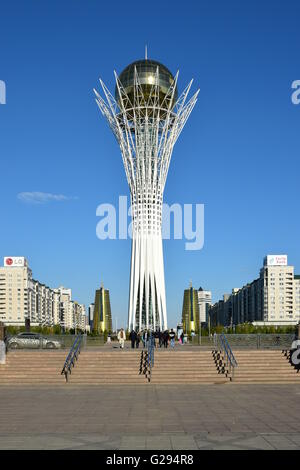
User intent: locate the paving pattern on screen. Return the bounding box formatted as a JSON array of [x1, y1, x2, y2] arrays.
[[1, 384, 300, 449]]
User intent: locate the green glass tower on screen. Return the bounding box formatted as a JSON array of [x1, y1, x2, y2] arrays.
[[181, 284, 199, 334], [92, 285, 112, 334]]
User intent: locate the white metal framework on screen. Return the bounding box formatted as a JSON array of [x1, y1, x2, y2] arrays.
[[94, 65, 199, 332]]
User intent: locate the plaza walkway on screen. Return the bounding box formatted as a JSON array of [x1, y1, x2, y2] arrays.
[[0, 384, 300, 449]]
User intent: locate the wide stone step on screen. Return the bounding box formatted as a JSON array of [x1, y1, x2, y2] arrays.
[[233, 379, 300, 383], [69, 378, 227, 384], [235, 365, 295, 369]]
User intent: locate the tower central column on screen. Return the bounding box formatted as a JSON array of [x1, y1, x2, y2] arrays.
[[129, 186, 167, 332]]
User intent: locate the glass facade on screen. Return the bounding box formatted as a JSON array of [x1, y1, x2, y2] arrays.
[[116, 59, 178, 110], [92, 287, 112, 334], [182, 287, 200, 334]]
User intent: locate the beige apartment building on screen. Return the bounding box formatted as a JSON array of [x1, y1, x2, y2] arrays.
[[294, 275, 300, 323], [261, 255, 294, 323], [210, 255, 300, 327], [0, 257, 86, 330], [0, 257, 32, 326]]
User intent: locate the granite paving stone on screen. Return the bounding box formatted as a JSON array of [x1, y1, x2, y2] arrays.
[[0, 384, 300, 449]]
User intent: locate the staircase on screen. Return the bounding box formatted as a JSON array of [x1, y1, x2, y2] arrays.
[[150, 350, 227, 384], [1, 349, 298, 386], [232, 350, 300, 384], [0, 349, 226, 385], [66, 350, 145, 384], [54, 349, 226, 385], [0, 350, 67, 385]]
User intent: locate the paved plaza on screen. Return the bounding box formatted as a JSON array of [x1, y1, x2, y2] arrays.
[[0, 384, 300, 449]]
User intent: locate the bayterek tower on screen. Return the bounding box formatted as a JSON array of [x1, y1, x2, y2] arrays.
[[94, 56, 199, 332]]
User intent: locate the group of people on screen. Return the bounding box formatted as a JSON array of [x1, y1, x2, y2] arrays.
[[128, 329, 142, 349], [128, 328, 177, 349], [117, 328, 184, 349], [116, 328, 187, 349]]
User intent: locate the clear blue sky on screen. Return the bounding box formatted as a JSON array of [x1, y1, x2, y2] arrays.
[[0, 0, 299, 328]]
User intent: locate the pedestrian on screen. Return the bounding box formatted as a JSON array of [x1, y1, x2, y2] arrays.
[[169, 328, 176, 348], [136, 332, 141, 349], [159, 330, 163, 348], [154, 330, 160, 348], [117, 328, 126, 349], [163, 330, 169, 348], [129, 329, 137, 349], [180, 331, 184, 345], [142, 330, 148, 348]]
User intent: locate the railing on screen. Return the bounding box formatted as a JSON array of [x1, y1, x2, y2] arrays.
[[147, 333, 155, 382], [216, 333, 238, 381], [217, 333, 294, 350], [61, 333, 83, 382], [139, 332, 155, 382], [190, 333, 294, 349]]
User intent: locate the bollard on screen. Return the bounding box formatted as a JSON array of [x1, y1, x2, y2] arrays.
[[0, 322, 7, 365]]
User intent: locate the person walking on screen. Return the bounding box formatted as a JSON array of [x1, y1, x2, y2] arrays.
[[117, 328, 126, 349], [129, 329, 137, 349], [180, 331, 184, 345], [142, 330, 148, 348], [163, 330, 169, 348], [159, 330, 163, 348], [169, 328, 176, 349], [154, 330, 160, 348], [136, 332, 141, 349]]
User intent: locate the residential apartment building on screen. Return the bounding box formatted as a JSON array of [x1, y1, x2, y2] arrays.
[[0, 257, 32, 326], [210, 255, 300, 327], [74, 301, 87, 332], [59, 287, 73, 330], [294, 275, 300, 323], [0, 257, 86, 330]]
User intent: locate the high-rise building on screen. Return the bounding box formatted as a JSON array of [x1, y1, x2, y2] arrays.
[[260, 255, 294, 323], [94, 57, 199, 332], [0, 257, 86, 330], [210, 255, 300, 327], [294, 275, 300, 323], [88, 303, 95, 329], [181, 285, 200, 334], [198, 287, 212, 324], [0, 257, 32, 326], [73, 302, 87, 332], [92, 285, 112, 334]]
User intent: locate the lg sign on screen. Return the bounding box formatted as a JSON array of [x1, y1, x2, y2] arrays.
[[3, 257, 27, 267]]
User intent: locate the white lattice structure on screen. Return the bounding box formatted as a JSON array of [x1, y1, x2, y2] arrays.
[[94, 59, 199, 332]]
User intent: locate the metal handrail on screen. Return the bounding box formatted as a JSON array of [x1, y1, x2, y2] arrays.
[[146, 332, 155, 382], [218, 333, 238, 380], [138, 332, 155, 382], [61, 333, 83, 382], [221, 334, 237, 366]]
